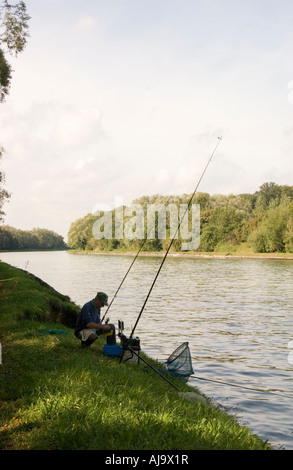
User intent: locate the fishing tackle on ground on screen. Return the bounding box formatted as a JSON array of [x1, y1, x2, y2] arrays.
[[102, 320, 141, 362], [117, 319, 180, 391], [118, 319, 141, 364]]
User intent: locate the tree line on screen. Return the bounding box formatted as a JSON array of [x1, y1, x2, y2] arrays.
[[0, 1, 30, 102], [0, 2, 30, 222], [0, 226, 68, 251], [67, 182, 293, 254]]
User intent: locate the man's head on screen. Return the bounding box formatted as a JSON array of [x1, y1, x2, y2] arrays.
[[94, 291, 108, 308]]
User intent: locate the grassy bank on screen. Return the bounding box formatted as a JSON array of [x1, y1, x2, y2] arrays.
[[0, 261, 271, 450]]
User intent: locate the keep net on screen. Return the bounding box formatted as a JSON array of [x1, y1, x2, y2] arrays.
[[165, 342, 194, 381]]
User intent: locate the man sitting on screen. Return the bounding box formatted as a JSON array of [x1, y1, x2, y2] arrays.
[[75, 292, 116, 348]]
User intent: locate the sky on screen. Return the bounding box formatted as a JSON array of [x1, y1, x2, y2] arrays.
[[0, 0, 293, 240]]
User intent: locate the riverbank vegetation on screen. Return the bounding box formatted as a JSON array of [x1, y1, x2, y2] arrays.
[[0, 226, 68, 251], [68, 182, 293, 255], [0, 260, 270, 450]]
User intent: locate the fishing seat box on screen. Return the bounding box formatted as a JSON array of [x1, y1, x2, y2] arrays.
[[103, 345, 122, 357]]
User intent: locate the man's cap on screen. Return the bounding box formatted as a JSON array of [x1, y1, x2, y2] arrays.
[[96, 292, 108, 306]]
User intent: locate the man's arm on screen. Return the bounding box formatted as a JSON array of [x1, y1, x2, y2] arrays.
[[86, 321, 111, 331]]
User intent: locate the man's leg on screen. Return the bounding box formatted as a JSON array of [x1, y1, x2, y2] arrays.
[[80, 329, 98, 348]]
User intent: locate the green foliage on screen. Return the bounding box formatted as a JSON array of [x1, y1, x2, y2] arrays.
[[200, 206, 243, 251], [254, 182, 284, 212], [0, 145, 10, 223], [67, 214, 97, 250], [248, 197, 293, 253], [1, 1, 30, 53], [0, 226, 68, 250], [46, 297, 80, 328], [67, 183, 293, 254], [0, 47, 12, 101], [0, 0, 30, 101], [0, 261, 79, 328]]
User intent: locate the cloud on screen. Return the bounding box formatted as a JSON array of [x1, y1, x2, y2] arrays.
[[74, 16, 95, 33], [74, 157, 95, 171], [1, 101, 105, 155], [51, 105, 105, 151], [0, 100, 109, 236]]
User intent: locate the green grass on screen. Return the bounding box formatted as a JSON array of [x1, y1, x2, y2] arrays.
[[0, 261, 271, 450]]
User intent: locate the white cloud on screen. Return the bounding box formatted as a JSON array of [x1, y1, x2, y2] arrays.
[[0, 100, 109, 236], [52, 105, 104, 151], [1, 101, 105, 155], [74, 16, 95, 33]]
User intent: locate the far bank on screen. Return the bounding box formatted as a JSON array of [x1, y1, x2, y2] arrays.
[[68, 249, 293, 261]]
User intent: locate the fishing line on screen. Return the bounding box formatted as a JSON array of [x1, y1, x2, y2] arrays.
[[101, 190, 190, 322], [189, 374, 292, 399], [129, 137, 223, 339], [129, 347, 180, 391], [101, 239, 147, 322]]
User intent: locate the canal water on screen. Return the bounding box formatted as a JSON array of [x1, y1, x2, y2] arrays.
[[1, 250, 292, 449]]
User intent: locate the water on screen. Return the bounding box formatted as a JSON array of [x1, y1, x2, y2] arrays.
[[1, 251, 293, 449]]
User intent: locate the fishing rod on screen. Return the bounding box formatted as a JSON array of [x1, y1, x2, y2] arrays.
[[128, 346, 180, 391], [101, 239, 147, 322], [101, 191, 185, 323], [129, 137, 223, 340], [189, 374, 293, 399]]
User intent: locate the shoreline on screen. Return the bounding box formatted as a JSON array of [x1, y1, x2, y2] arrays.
[[69, 250, 293, 261], [1, 249, 292, 260]]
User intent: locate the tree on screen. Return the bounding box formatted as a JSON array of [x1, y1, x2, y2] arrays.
[[0, 2, 30, 222], [254, 182, 283, 212], [0, 225, 68, 250], [67, 184, 293, 254], [0, 0, 30, 102], [68, 214, 98, 250], [0, 144, 10, 222], [0, 47, 12, 101], [248, 197, 293, 253]]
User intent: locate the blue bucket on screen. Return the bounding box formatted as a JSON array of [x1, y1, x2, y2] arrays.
[[103, 345, 122, 356]]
